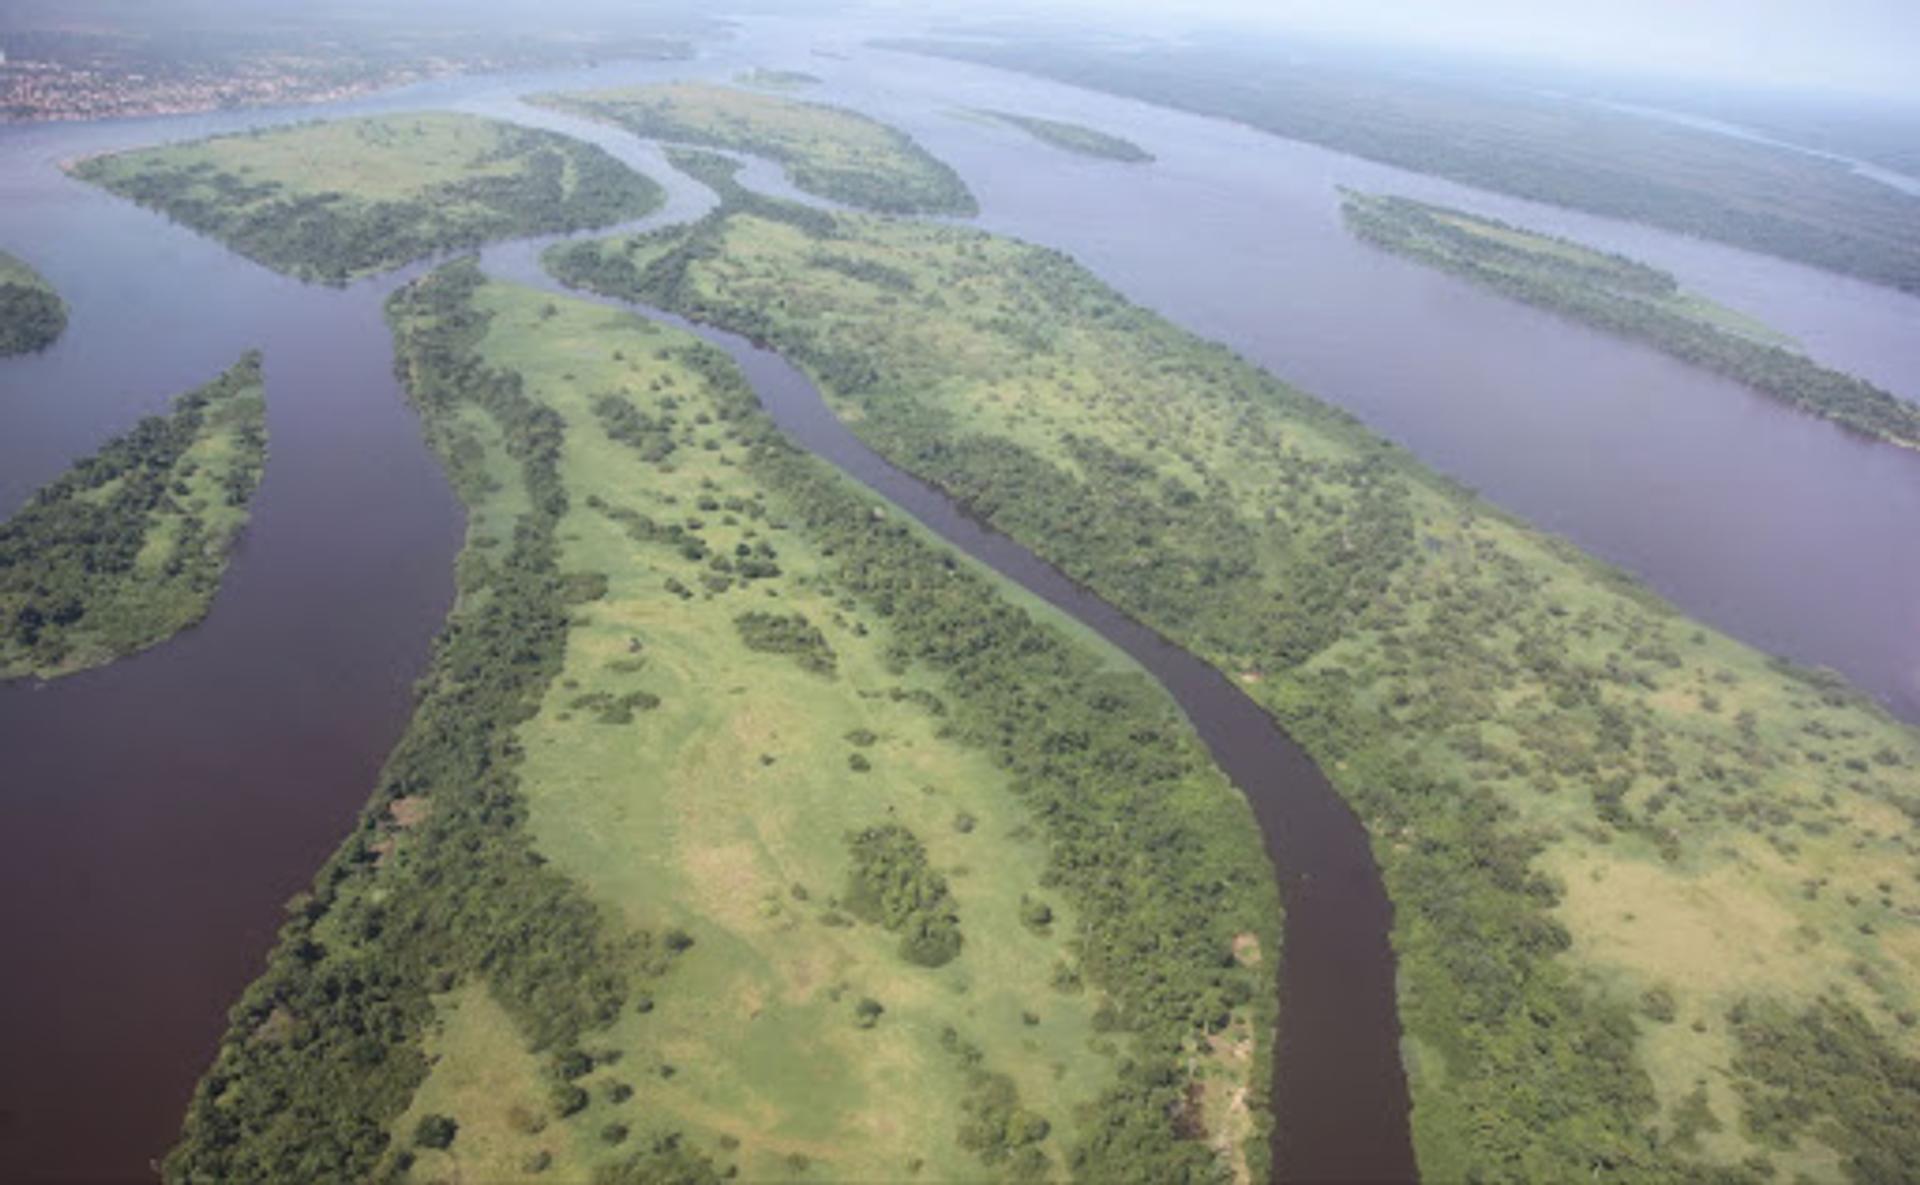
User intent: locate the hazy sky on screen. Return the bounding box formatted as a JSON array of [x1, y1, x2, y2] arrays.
[[980, 0, 1920, 99]]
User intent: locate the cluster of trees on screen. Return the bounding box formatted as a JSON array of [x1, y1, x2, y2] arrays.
[[882, 37, 1920, 294], [1343, 192, 1920, 449], [1728, 996, 1920, 1184], [840, 823, 963, 967], [534, 86, 977, 216], [162, 261, 710, 1183], [73, 119, 662, 283], [1, 352, 265, 680], [732, 609, 837, 675], [0, 252, 67, 354]]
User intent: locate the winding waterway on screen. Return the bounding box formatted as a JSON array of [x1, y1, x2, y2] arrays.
[[3, 14, 1919, 1182]]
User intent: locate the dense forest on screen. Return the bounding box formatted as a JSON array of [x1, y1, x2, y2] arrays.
[[530, 82, 977, 216], [881, 37, 1920, 294], [1, 352, 266, 680], [164, 259, 1278, 1183], [0, 249, 68, 355], [70, 114, 662, 283], [550, 172, 1920, 1183], [1341, 192, 1920, 450]]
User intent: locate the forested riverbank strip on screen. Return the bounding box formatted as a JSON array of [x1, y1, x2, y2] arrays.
[[1, 352, 265, 680], [1341, 192, 1920, 451], [0, 249, 68, 355]]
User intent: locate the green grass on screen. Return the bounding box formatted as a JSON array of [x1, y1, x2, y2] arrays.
[[70, 113, 662, 283], [371, 275, 1270, 1183], [977, 110, 1154, 162], [0, 248, 66, 355], [528, 82, 976, 216], [0, 352, 266, 680], [550, 200, 1920, 1184]]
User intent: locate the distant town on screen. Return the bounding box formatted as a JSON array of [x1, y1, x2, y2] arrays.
[[0, 33, 691, 124]]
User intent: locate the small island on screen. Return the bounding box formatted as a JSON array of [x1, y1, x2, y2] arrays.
[[978, 109, 1153, 162], [0, 250, 69, 355], [69, 113, 664, 284], [1341, 191, 1920, 450], [734, 67, 822, 90], [2, 352, 267, 680], [529, 82, 976, 216]]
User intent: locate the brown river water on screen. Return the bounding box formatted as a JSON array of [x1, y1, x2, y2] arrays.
[[2, 15, 1917, 1181]]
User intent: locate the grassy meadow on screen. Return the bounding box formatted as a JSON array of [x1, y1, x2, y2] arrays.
[[550, 192, 1920, 1183], [70, 113, 662, 283], [529, 83, 976, 216], [1, 353, 265, 680]]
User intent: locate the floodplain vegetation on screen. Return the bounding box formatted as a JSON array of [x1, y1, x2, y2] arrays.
[[1, 352, 265, 680], [976, 111, 1154, 163], [549, 163, 1920, 1184], [68, 113, 662, 283], [162, 261, 1277, 1185], [528, 82, 977, 216], [1342, 191, 1920, 451], [882, 37, 1920, 294], [0, 249, 68, 355]]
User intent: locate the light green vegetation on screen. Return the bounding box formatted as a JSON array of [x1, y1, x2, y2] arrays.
[[550, 185, 1920, 1183], [164, 259, 1276, 1184], [70, 112, 662, 283], [0, 248, 67, 355], [1, 353, 265, 681], [735, 68, 823, 91], [977, 110, 1153, 163], [1343, 192, 1920, 451], [528, 82, 976, 216]]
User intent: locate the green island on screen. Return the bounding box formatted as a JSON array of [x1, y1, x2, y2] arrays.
[[1, 352, 266, 681], [880, 38, 1920, 295], [0, 249, 69, 356], [1341, 191, 1920, 451], [549, 161, 1920, 1184], [68, 113, 663, 284], [734, 68, 823, 91], [977, 110, 1153, 163], [161, 260, 1277, 1184], [528, 82, 977, 216]]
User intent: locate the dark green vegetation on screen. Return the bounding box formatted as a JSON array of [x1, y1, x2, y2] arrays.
[[978, 110, 1153, 163], [882, 38, 1920, 293], [1, 353, 265, 681], [70, 113, 662, 283], [551, 171, 1920, 1183], [732, 609, 836, 675], [0, 250, 68, 355], [1342, 192, 1920, 450], [529, 82, 976, 216], [842, 823, 963, 967], [165, 258, 1275, 1182]]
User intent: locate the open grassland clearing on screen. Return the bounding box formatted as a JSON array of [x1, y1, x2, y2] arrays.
[[1, 352, 265, 680], [528, 82, 976, 216], [70, 113, 662, 283], [551, 192, 1920, 1183]]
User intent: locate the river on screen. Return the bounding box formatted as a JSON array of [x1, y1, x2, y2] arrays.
[[1, 14, 1917, 1182]]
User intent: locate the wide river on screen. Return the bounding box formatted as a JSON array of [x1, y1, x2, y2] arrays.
[[1, 15, 1917, 1182]]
